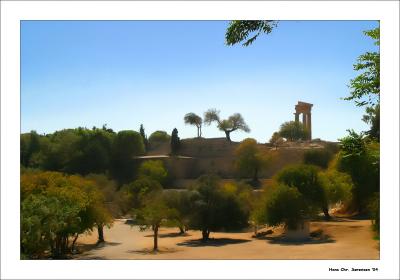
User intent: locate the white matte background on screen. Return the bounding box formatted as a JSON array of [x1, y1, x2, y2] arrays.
[[1, 1, 399, 279]]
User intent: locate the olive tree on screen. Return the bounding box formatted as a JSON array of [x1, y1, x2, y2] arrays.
[[336, 130, 379, 213], [134, 192, 178, 251], [275, 164, 330, 219], [189, 175, 249, 241], [278, 121, 308, 141], [262, 184, 318, 232], [20, 171, 113, 258], [269, 132, 284, 149], [234, 138, 272, 183], [184, 113, 203, 137], [204, 109, 250, 141], [163, 190, 197, 234]]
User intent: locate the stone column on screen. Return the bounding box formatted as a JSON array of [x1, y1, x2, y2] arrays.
[[294, 113, 299, 122], [307, 113, 312, 140], [302, 113, 307, 128]]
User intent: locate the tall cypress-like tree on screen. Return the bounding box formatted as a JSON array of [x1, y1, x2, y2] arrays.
[[139, 124, 149, 151], [170, 128, 180, 155]]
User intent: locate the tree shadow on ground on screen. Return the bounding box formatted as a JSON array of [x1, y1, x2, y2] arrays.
[[312, 216, 357, 223], [313, 215, 371, 223], [84, 256, 108, 260], [126, 247, 180, 255], [264, 231, 335, 246], [76, 241, 122, 253], [144, 232, 191, 238], [176, 238, 251, 247]]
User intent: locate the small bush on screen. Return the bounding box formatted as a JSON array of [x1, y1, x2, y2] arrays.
[[188, 175, 249, 241], [263, 184, 317, 230], [276, 164, 330, 218]]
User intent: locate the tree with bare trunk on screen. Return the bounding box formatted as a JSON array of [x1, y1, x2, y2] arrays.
[[235, 138, 273, 184], [135, 192, 178, 251], [189, 175, 249, 242], [184, 113, 203, 138], [204, 109, 250, 141]]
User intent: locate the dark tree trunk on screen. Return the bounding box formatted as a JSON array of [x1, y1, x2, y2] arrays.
[[97, 225, 105, 243], [322, 206, 331, 220], [179, 226, 185, 234], [71, 233, 79, 252], [63, 236, 68, 253], [253, 168, 259, 182], [199, 126, 202, 137], [224, 131, 231, 142], [153, 225, 159, 251], [202, 229, 210, 241]]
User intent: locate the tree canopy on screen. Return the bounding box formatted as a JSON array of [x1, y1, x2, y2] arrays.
[[188, 175, 249, 241], [278, 121, 308, 141], [138, 160, 168, 185], [184, 113, 203, 138], [21, 171, 112, 258], [204, 109, 250, 141], [275, 164, 330, 218], [262, 184, 317, 230], [225, 20, 278, 46], [170, 128, 180, 155], [345, 27, 380, 107], [134, 192, 178, 251], [336, 130, 379, 212], [110, 130, 145, 184], [235, 138, 273, 183], [20, 127, 145, 185]]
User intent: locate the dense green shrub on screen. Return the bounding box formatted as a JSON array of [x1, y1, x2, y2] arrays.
[[320, 170, 353, 207], [275, 165, 328, 217], [138, 160, 168, 185], [234, 138, 273, 183], [189, 175, 249, 241], [303, 149, 334, 169], [119, 177, 163, 212], [110, 130, 145, 185], [337, 130, 379, 212], [163, 189, 198, 234], [278, 121, 308, 141], [263, 184, 317, 230], [20, 171, 112, 258]]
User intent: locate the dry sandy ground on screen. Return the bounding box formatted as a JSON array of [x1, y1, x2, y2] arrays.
[[74, 218, 379, 260]]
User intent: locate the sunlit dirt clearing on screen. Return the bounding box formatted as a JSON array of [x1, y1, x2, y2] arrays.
[[74, 218, 379, 260]]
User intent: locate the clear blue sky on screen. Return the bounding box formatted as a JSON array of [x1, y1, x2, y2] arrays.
[[21, 20, 379, 142]]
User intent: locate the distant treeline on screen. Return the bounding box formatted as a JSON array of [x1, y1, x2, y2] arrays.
[[20, 126, 156, 185]]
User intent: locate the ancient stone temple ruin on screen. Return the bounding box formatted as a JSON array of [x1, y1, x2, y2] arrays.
[[294, 101, 313, 140]]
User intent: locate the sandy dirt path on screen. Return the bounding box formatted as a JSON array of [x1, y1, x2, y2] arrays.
[[74, 218, 379, 260]]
